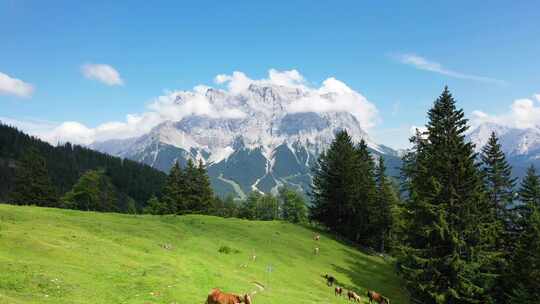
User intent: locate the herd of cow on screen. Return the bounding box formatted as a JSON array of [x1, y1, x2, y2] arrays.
[[204, 234, 391, 304], [326, 274, 390, 303]]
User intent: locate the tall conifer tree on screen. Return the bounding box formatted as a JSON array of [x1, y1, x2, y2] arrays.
[[480, 131, 517, 301], [161, 161, 184, 213], [481, 132, 516, 222], [517, 165, 540, 223], [353, 139, 377, 245], [373, 156, 396, 252], [195, 159, 214, 211], [311, 130, 359, 237], [399, 87, 499, 303], [508, 206, 540, 301]]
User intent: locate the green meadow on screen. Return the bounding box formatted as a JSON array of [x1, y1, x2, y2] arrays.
[[0, 204, 408, 304]]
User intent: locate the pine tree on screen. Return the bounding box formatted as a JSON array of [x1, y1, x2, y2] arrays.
[[161, 161, 184, 214], [481, 132, 516, 224], [311, 130, 357, 234], [399, 87, 499, 303], [10, 147, 58, 207], [373, 156, 397, 252], [517, 165, 540, 223], [508, 206, 540, 302], [195, 159, 214, 212], [353, 139, 377, 245], [480, 132, 517, 301]]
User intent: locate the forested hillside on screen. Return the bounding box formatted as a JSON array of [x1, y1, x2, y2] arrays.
[[0, 123, 166, 210]]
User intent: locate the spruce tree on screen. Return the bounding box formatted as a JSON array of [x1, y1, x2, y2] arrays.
[[373, 156, 396, 252], [399, 87, 499, 303], [353, 139, 377, 245], [481, 132, 516, 224], [480, 131, 517, 301], [10, 147, 58, 207], [517, 165, 540, 223], [195, 159, 214, 212], [161, 161, 184, 214], [311, 130, 366, 241], [508, 206, 540, 302]]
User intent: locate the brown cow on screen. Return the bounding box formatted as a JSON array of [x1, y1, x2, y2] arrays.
[[347, 290, 361, 302], [206, 288, 252, 304], [335, 286, 343, 296], [367, 290, 390, 304]]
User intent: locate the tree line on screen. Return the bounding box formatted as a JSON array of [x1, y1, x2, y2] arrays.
[[143, 159, 308, 223], [0, 123, 166, 210], [1, 122, 308, 223], [310, 87, 539, 302]]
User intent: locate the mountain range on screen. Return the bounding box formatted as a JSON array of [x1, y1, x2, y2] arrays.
[[90, 82, 540, 199], [91, 83, 401, 199]]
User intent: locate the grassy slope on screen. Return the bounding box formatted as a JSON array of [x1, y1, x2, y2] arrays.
[[0, 204, 408, 304]]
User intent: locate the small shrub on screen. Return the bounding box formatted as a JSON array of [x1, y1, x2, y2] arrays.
[[218, 245, 240, 254]]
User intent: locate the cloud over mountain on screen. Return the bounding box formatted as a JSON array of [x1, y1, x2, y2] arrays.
[[471, 93, 540, 129], [7, 69, 379, 146]]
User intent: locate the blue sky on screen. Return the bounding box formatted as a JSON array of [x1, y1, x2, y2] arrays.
[[1, 0, 539, 148]]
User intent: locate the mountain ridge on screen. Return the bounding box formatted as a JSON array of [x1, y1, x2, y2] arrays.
[[91, 83, 401, 198]]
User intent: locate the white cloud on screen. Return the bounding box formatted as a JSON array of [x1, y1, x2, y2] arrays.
[[394, 53, 506, 85], [81, 63, 124, 86], [7, 69, 380, 145], [0, 72, 34, 98], [0, 117, 56, 135], [287, 78, 378, 130], [214, 69, 308, 94], [214, 70, 378, 130], [471, 94, 540, 129]]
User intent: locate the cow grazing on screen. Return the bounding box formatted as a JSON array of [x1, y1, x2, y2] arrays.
[[324, 274, 335, 286], [347, 290, 361, 302], [314, 234, 320, 241], [367, 290, 390, 304], [206, 288, 252, 304], [335, 286, 343, 296]]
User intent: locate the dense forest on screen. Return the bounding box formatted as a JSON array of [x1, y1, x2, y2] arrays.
[[0, 123, 166, 211]]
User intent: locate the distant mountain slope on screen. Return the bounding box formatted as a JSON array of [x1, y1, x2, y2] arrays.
[[468, 122, 540, 178], [92, 84, 401, 198], [0, 204, 409, 303]]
